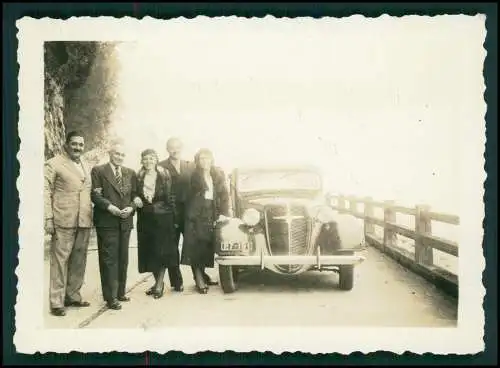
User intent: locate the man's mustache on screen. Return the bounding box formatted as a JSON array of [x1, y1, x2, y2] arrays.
[[72, 149, 82, 153]]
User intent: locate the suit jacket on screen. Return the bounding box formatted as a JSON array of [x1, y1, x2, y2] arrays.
[[158, 158, 195, 205], [90, 162, 139, 229], [44, 152, 93, 228]]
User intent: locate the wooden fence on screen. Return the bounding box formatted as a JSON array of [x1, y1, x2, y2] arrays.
[[328, 194, 460, 298]]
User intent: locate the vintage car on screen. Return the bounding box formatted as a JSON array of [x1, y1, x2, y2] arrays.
[[214, 165, 366, 293]]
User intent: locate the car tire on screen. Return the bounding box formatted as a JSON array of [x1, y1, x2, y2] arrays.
[[338, 265, 354, 291], [219, 265, 238, 293]]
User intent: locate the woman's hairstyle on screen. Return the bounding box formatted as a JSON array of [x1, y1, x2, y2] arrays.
[[190, 148, 227, 195], [194, 148, 214, 168], [138, 149, 159, 178], [137, 148, 170, 182], [141, 148, 159, 161]]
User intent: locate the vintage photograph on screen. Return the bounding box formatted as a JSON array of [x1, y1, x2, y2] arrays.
[[15, 15, 486, 354]]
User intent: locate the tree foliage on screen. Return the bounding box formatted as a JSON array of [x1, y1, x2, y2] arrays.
[[44, 42, 99, 92]]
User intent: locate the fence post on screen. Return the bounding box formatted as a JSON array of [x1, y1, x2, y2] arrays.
[[383, 200, 396, 249], [338, 195, 346, 214], [363, 196, 375, 238], [415, 204, 433, 266]]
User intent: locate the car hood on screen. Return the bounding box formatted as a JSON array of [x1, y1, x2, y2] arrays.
[[241, 196, 327, 220], [245, 196, 324, 209]]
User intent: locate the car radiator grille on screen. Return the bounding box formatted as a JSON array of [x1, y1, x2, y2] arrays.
[[265, 205, 309, 257]]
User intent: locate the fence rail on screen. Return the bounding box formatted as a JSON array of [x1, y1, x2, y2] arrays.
[[328, 194, 460, 297]]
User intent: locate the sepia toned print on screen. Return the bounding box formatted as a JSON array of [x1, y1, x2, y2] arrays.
[[16, 15, 485, 354]]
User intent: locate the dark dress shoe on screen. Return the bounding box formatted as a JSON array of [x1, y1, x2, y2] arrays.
[[204, 275, 219, 286], [173, 285, 184, 292], [65, 300, 90, 307], [117, 296, 130, 302], [107, 300, 122, 310], [51, 308, 66, 316], [145, 287, 155, 296]]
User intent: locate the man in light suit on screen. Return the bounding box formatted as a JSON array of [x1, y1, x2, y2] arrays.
[[158, 137, 218, 288], [44, 130, 93, 317], [91, 141, 140, 310]]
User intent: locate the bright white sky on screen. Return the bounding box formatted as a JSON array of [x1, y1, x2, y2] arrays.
[[107, 16, 485, 221]]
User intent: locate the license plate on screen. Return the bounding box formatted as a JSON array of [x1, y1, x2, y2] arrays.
[[220, 241, 250, 252]]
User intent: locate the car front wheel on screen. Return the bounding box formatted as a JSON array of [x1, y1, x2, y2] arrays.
[[338, 265, 354, 291], [219, 265, 238, 293]]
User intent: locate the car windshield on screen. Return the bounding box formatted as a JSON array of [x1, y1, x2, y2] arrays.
[[237, 170, 322, 193]]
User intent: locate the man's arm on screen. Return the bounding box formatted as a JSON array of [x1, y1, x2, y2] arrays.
[[165, 171, 178, 225], [43, 160, 56, 221], [43, 160, 57, 234], [90, 166, 113, 210], [128, 169, 139, 211]]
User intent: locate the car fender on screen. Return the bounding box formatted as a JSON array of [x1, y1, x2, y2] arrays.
[[331, 212, 365, 249]]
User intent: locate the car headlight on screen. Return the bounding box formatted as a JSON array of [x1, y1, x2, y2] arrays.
[[242, 208, 261, 226], [316, 206, 336, 224]]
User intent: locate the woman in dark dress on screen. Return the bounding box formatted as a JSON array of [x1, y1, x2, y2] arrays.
[[181, 148, 229, 294], [135, 149, 178, 299]]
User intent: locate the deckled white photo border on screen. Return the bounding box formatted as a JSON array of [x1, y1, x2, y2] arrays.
[[14, 15, 486, 354]]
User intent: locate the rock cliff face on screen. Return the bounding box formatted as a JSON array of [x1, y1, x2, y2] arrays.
[[44, 41, 118, 162], [44, 75, 65, 159]]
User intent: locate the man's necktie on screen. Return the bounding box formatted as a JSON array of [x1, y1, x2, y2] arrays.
[[115, 167, 122, 191]]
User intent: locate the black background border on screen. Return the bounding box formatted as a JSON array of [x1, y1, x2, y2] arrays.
[[2, 2, 497, 365]]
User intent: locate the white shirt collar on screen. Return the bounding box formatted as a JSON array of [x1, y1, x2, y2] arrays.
[[110, 163, 121, 174]]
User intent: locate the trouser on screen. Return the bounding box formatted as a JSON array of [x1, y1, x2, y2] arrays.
[[49, 227, 91, 309], [95, 227, 131, 303], [167, 202, 184, 287]]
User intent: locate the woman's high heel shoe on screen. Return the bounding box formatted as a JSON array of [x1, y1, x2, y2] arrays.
[[196, 285, 208, 294], [193, 267, 208, 294], [153, 283, 165, 299]]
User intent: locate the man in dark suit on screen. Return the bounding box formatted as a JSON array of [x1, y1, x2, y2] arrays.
[[158, 137, 218, 289], [90, 141, 141, 310]]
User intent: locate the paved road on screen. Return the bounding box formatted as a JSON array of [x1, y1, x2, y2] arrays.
[[44, 233, 457, 329]]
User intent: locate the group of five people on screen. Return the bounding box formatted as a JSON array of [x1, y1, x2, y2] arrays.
[[44, 131, 229, 316]]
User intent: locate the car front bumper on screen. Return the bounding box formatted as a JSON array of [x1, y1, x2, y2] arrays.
[[215, 254, 366, 267]]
